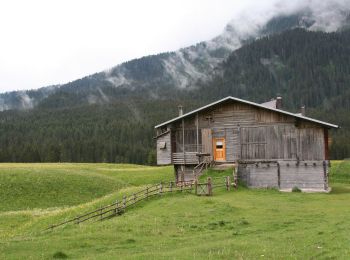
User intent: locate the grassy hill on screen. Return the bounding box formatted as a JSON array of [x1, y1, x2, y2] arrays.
[[1, 162, 350, 259]]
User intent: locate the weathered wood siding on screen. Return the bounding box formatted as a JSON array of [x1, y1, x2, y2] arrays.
[[164, 100, 327, 165], [238, 160, 328, 190], [156, 132, 172, 165], [240, 125, 325, 161], [278, 161, 326, 190], [201, 128, 212, 155], [238, 163, 279, 188]]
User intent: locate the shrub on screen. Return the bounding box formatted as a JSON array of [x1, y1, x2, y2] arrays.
[[292, 186, 302, 192], [53, 251, 68, 259]]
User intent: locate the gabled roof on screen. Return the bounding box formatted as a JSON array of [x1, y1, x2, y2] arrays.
[[155, 96, 339, 129]]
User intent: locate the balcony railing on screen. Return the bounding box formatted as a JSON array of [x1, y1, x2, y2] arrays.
[[175, 143, 204, 153]]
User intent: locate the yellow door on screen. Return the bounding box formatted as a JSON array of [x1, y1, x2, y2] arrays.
[[213, 138, 226, 161]]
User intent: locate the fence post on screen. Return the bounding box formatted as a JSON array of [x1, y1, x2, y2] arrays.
[[100, 208, 103, 221], [277, 162, 281, 189], [123, 195, 126, 209], [133, 193, 136, 203], [226, 176, 231, 191], [207, 177, 212, 196], [194, 180, 198, 195], [146, 186, 149, 199], [159, 182, 163, 195], [233, 167, 238, 189], [115, 200, 119, 215]]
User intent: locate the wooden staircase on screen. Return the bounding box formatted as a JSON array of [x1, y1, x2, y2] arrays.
[[193, 157, 213, 179]]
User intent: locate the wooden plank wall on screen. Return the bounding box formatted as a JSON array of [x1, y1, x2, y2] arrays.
[[163, 100, 326, 164], [279, 161, 326, 190], [246, 163, 279, 188], [198, 102, 256, 129], [240, 125, 325, 161], [156, 132, 172, 165], [201, 128, 212, 154], [238, 161, 327, 190]]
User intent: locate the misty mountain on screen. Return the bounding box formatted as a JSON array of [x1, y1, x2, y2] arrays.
[[1, 27, 350, 163], [2, 8, 349, 111], [1, 5, 350, 163]]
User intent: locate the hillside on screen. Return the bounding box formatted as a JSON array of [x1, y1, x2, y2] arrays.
[[198, 28, 350, 158], [0, 11, 346, 111], [1, 162, 350, 258], [38, 13, 319, 110], [0, 28, 349, 163]]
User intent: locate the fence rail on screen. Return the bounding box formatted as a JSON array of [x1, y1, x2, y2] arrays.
[[47, 175, 237, 231]]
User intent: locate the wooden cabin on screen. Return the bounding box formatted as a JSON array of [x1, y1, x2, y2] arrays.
[[155, 96, 338, 192]]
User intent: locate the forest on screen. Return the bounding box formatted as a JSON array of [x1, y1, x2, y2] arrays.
[[0, 28, 349, 163]]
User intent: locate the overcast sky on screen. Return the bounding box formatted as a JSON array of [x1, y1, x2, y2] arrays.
[[0, 0, 347, 93], [0, 0, 280, 92]]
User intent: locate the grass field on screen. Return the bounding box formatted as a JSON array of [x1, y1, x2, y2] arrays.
[[0, 162, 350, 259]]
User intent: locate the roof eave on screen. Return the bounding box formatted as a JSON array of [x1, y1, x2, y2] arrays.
[[154, 96, 339, 129]]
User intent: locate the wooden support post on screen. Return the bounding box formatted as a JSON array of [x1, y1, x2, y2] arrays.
[[123, 195, 126, 209], [194, 180, 198, 195], [133, 193, 136, 203], [323, 160, 328, 190], [196, 113, 199, 163], [207, 177, 212, 196], [277, 162, 281, 189], [182, 118, 186, 164], [226, 176, 231, 191]]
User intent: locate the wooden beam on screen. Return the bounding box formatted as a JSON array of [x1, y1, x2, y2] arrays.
[[196, 113, 199, 162], [182, 118, 185, 165], [324, 128, 329, 160]]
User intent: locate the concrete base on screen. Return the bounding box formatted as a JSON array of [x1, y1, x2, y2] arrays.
[[279, 187, 332, 193]]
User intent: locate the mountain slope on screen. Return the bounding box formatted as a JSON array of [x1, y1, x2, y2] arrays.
[[196, 28, 350, 159], [200, 28, 350, 109], [0, 28, 350, 162], [2, 10, 348, 111]]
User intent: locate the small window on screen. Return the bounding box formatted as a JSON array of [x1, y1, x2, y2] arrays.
[[159, 141, 166, 149], [216, 141, 223, 149]]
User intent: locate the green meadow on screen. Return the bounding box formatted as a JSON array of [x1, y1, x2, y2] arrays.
[[0, 161, 350, 259]]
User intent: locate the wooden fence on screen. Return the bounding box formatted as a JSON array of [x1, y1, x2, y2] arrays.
[[47, 176, 237, 231]]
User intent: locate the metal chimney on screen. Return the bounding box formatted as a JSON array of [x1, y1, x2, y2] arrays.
[[178, 105, 183, 116], [301, 106, 306, 116], [276, 96, 282, 109]]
